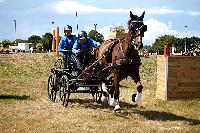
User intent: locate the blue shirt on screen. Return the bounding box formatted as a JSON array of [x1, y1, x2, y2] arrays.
[[58, 35, 77, 56], [72, 38, 100, 55]]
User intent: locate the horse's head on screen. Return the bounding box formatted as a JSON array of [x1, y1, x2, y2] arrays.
[[128, 11, 147, 50]]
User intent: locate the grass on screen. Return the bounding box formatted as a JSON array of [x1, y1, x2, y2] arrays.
[[0, 53, 200, 133]]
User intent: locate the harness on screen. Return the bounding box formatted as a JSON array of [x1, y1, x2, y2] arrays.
[[106, 39, 141, 66], [76, 39, 141, 81], [105, 39, 120, 63]]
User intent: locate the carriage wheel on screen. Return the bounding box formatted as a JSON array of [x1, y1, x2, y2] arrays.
[[47, 73, 57, 102], [61, 75, 70, 107]]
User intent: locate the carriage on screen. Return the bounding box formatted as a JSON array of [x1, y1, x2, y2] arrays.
[[47, 49, 114, 107], [48, 11, 147, 110]]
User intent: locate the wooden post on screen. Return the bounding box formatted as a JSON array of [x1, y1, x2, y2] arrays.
[[56, 27, 59, 56], [164, 44, 170, 56], [52, 29, 55, 52]]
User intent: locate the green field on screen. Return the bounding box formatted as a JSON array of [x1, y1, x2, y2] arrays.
[[0, 53, 200, 133]]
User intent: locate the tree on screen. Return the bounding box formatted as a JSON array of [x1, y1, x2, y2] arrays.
[[143, 45, 154, 53], [27, 33, 53, 51], [28, 35, 42, 44], [146, 35, 200, 55], [175, 38, 185, 52], [15, 39, 28, 44], [2, 39, 14, 47], [115, 25, 126, 33], [36, 43, 43, 51], [88, 30, 104, 43], [151, 35, 178, 54], [186, 36, 200, 51], [2, 39, 12, 45], [41, 32, 53, 51]]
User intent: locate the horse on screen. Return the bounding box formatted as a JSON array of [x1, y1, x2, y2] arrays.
[[98, 11, 147, 110]]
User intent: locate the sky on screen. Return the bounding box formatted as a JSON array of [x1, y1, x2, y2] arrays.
[[0, 0, 200, 45]]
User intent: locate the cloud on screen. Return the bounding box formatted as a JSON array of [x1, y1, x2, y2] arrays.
[[84, 19, 178, 44], [84, 25, 95, 32], [145, 6, 183, 14], [53, 0, 101, 14], [0, 0, 6, 3], [187, 11, 200, 16], [143, 18, 200, 45], [81, 18, 200, 46], [83, 24, 113, 40], [97, 25, 113, 40], [139, 18, 179, 45], [51, 0, 185, 15], [83, 19, 200, 45], [177, 30, 200, 39], [29, 30, 41, 37]]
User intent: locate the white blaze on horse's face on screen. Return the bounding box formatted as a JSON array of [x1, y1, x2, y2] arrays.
[[129, 11, 147, 50], [134, 30, 142, 50], [131, 24, 144, 50]]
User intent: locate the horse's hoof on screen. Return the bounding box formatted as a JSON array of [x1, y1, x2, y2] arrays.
[[135, 92, 142, 102], [132, 94, 137, 102], [135, 97, 141, 102], [114, 105, 121, 111]]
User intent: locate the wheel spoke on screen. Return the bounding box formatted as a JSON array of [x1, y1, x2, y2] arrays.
[[60, 75, 70, 107], [48, 73, 57, 102]]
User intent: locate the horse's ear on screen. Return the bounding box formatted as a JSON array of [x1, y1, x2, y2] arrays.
[[130, 11, 137, 20], [139, 11, 145, 21], [130, 11, 133, 18]]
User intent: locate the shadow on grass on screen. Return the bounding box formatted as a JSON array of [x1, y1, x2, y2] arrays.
[[133, 109, 200, 126], [68, 98, 111, 109], [0, 94, 30, 100], [67, 98, 200, 126], [68, 98, 138, 111]]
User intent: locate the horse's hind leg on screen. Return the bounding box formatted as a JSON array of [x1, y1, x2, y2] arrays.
[[131, 72, 143, 102]]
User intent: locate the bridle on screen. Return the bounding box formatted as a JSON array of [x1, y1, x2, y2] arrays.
[[130, 20, 147, 49]]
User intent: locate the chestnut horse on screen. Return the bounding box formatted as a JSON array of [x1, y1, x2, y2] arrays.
[[98, 11, 147, 110]]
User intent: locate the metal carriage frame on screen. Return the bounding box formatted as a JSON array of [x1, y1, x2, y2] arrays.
[[47, 52, 114, 107]]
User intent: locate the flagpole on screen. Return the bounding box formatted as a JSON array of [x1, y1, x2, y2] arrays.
[[14, 20, 16, 43], [76, 11, 78, 34]]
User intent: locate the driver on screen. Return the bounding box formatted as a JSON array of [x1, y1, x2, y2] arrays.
[[58, 25, 77, 68], [72, 30, 101, 70]]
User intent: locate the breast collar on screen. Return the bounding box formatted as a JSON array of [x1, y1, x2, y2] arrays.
[[114, 39, 140, 66]]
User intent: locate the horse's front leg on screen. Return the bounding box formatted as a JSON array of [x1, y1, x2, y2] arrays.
[[100, 72, 109, 104], [109, 73, 121, 110], [131, 72, 143, 102]]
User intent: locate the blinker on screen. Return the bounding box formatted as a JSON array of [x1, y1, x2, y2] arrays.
[[140, 25, 147, 32], [131, 21, 143, 30]]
